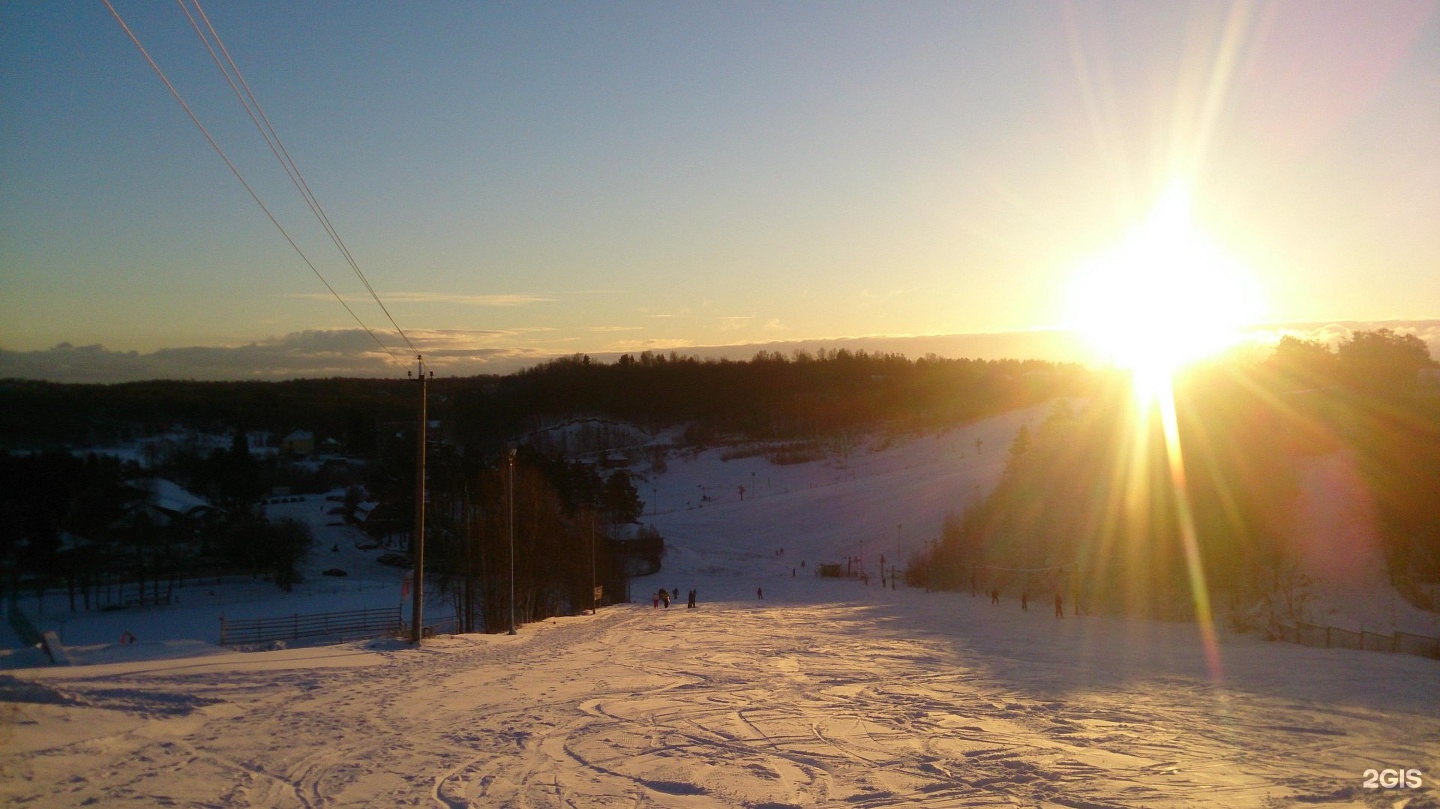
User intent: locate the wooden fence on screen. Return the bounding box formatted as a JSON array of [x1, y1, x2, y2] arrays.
[[1275, 620, 1440, 660], [220, 605, 402, 647]]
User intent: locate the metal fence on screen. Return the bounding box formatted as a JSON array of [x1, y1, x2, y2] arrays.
[[220, 605, 402, 647], [1275, 620, 1440, 660]]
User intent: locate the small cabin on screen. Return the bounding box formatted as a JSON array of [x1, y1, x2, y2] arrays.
[[281, 430, 315, 455]]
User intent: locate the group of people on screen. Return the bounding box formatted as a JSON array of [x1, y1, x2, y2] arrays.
[[989, 588, 1067, 617], [652, 587, 699, 609]]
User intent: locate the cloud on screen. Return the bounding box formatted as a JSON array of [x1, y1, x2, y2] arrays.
[[645, 307, 692, 319], [603, 338, 698, 353], [718, 316, 752, 331], [6, 320, 1435, 384], [289, 292, 554, 306], [0, 330, 547, 383]]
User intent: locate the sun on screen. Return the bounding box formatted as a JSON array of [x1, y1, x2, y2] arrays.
[[1065, 183, 1264, 394]]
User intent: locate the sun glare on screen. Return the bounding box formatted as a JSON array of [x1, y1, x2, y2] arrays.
[[1062, 183, 1261, 679], [1065, 183, 1264, 394]]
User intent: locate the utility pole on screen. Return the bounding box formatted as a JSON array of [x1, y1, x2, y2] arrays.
[[462, 487, 473, 633], [410, 356, 427, 645], [590, 512, 597, 615], [508, 448, 517, 635]]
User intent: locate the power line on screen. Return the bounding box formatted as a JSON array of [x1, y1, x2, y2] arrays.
[[100, 0, 406, 367], [179, 0, 417, 353]]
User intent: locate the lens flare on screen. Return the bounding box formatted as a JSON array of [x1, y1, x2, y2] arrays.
[[1066, 182, 1265, 391], [1066, 182, 1262, 680]]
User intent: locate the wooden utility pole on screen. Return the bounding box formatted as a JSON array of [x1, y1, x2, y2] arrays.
[[410, 356, 427, 644], [461, 487, 473, 634], [508, 448, 517, 635]]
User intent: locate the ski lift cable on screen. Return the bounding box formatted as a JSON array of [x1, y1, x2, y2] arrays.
[[101, 0, 406, 367], [180, 0, 417, 354]]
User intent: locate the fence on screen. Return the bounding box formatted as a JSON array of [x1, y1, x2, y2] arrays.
[[220, 606, 402, 647], [1274, 620, 1440, 660]]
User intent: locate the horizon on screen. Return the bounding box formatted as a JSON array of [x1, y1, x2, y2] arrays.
[[2, 318, 1438, 384], [3, 3, 1438, 380]]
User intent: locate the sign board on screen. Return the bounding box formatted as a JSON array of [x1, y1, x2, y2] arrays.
[[593, 586, 604, 602]]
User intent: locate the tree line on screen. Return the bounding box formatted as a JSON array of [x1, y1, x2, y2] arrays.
[[1, 350, 1084, 452], [907, 329, 1440, 622]]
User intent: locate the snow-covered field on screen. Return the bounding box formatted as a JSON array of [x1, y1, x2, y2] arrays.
[[3, 404, 1439, 807]]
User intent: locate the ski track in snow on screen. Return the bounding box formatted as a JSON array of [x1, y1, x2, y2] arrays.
[[5, 595, 1438, 808], [3, 408, 1439, 807]]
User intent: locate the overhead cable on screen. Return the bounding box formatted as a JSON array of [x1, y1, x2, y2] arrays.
[[179, 0, 417, 353], [101, 0, 406, 367]]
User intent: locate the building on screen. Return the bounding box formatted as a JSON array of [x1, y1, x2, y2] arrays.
[[281, 430, 315, 455]]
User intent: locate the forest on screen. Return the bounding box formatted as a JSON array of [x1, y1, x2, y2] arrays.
[[0, 349, 1080, 449], [908, 329, 1440, 623], [0, 350, 1080, 632]]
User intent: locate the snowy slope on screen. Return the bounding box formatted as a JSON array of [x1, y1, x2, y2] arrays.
[[644, 405, 1043, 593], [1286, 452, 1440, 636], [4, 579, 1436, 807]]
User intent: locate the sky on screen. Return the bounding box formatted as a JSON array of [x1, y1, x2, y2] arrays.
[[2, 1, 1438, 381]]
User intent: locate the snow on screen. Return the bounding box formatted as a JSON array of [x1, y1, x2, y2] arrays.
[[3, 404, 1439, 807], [145, 477, 214, 515], [1285, 452, 1440, 637]]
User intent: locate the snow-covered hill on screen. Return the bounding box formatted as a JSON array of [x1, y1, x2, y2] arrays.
[[3, 405, 1438, 807], [643, 404, 1040, 593], [1284, 452, 1440, 636]]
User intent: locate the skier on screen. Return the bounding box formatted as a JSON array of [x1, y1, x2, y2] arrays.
[[1021, 592, 1028, 611], [1054, 592, 1063, 618], [757, 587, 763, 600], [661, 590, 670, 608], [990, 588, 1000, 606]]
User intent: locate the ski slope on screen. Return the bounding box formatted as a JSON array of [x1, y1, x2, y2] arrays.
[[3, 405, 1438, 807]]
